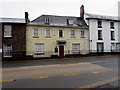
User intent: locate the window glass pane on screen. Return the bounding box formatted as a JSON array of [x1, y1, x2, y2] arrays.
[[72, 44, 80, 53], [98, 21, 102, 28], [71, 30, 75, 38], [35, 43, 44, 53], [81, 30, 84, 37], [59, 30, 63, 37], [3, 44, 12, 57], [4, 25, 12, 37], [46, 29, 50, 37], [33, 29, 39, 37]]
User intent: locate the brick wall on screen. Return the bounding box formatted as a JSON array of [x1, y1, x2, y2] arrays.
[[2, 23, 26, 59]]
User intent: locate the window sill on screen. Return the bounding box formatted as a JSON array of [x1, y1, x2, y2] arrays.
[[4, 36, 12, 38], [33, 36, 39, 38], [4, 56, 12, 57], [71, 37, 76, 38], [35, 53, 44, 55], [81, 37, 85, 38], [45, 37, 51, 38]]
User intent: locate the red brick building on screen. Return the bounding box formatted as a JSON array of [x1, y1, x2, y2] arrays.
[[0, 18, 26, 60]]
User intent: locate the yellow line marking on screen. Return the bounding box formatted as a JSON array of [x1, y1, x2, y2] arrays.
[[76, 77, 120, 89], [64, 73, 80, 76], [92, 71, 106, 74], [0, 79, 16, 82], [32, 76, 48, 79]]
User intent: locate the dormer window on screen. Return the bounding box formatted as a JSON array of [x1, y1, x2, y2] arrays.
[[45, 18, 50, 24], [67, 19, 74, 25]]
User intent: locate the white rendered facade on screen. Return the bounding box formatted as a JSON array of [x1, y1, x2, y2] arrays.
[[85, 13, 120, 53]]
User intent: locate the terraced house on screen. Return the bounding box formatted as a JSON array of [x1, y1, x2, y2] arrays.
[[85, 13, 120, 54], [1, 18, 26, 60], [26, 5, 89, 58]]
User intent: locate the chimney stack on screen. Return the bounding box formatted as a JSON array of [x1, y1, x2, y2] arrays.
[[25, 12, 30, 23], [80, 5, 84, 19]]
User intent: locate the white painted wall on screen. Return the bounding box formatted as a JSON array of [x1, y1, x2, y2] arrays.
[[87, 19, 119, 52]]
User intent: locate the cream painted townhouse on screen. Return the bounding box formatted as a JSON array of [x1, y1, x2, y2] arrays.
[[26, 5, 89, 58]]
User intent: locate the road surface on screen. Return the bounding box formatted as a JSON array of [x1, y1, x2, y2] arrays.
[[1, 55, 119, 89]]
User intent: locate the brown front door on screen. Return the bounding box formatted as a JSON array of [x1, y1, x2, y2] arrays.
[[59, 46, 64, 57]]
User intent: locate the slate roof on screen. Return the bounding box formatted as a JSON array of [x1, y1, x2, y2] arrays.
[[28, 15, 88, 28], [85, 13, 120, 21], [0, 18, 25, 23]]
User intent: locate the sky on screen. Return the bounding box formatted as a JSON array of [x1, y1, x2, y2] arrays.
[[0, 0, 120, 21]]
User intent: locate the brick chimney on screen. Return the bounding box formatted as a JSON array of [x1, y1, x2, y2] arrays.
[[25, 12, 30, 23], [80, 5, 84, 19]]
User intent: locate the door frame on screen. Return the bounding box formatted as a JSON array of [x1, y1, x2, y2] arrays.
[[58, 45, 65, 57]]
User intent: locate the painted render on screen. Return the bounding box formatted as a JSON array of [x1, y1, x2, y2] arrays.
[[85, 13, 120, 53], [26, 25, 89, 58]]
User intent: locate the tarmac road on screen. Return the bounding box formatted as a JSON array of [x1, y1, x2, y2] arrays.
[[1, 55, 119, 89]]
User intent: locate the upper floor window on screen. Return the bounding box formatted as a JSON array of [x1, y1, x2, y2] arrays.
[[33, 29, 39, 38], [58, 30, 63, 37], [98, 20, 102, 28], [4, 25, 12, 37], [45, 29, 51, 38], [80, 30, 85, 38], [110, 22, 115, 29], [98, 30, 103, 40], [111, 31, 115, 40], [70, 30, 75, 38]]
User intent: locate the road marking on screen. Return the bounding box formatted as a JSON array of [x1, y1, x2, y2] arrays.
[[32, 76, 48, 79], [0, 79, 16, 82], [73, 77, 120, 89], [64, 73, 80, 76], [92, 71, 106, 74]]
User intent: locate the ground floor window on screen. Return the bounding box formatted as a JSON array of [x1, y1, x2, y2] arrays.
[[97, 42, 104, 52], [111, 43, 116, 52], [35, 43, 44, 54], [116, 43, 120, 52], [3, 44, 12, 57], [72, 44, 80, 53]]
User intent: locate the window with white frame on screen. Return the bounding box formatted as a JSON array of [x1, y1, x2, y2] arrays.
[[98, 30, 103, 40], [110, 22, 114, 29], [72, 44, 80, 53], [59, 30, 63, 37], [4, 25, 12, 37], [71, 30, 75, 38], [80, 30, 85, 38], [46, 29, 51, 38], [98, 20, 102, 28], [33, 29, 39, 37], [111, 43, 116, 52], [111, 31, 115, 40], [3, 44, 12, 57], [35, 43, 44, 54]]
